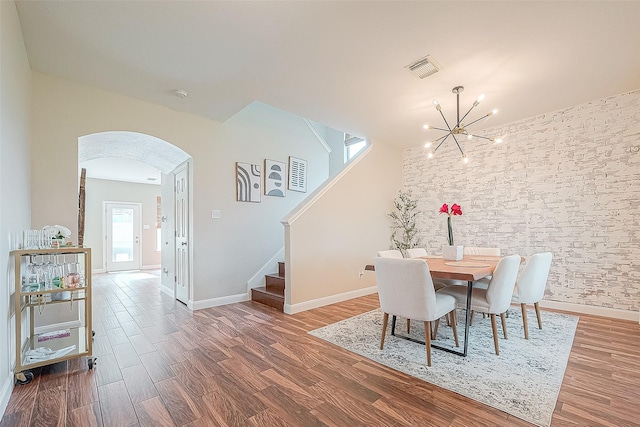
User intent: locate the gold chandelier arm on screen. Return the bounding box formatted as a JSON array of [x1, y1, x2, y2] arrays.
[[432, 133, 452, 153], [466, 133, 495, 142], [428, 126, 451, 132], [464, 113, 492, 128], [456, 103, 480, 128], [451, 133, 465, 156], [438, 108, 454, 133]]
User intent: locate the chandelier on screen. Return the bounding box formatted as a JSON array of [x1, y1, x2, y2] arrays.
[[423, 86, 502, 163]]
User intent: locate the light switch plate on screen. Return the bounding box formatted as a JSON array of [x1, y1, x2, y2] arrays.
[[211, 210, 221, 219]]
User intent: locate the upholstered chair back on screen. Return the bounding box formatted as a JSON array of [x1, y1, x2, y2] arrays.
[[377, 249, 403, 258], [374, 258, 438, 322], [515, 252, 553, 304], [485, 254, 521, 314], [405, 248, 428, 258]]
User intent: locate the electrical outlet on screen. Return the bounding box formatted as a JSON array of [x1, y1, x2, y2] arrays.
[[358, 270, 364, 278]]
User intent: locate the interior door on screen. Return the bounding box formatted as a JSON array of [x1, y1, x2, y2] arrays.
[[105, 202, 141, 271], [174, 165, 189, 304]]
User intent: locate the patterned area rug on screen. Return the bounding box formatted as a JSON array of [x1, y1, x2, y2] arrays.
[[309, 307, 578, 427]]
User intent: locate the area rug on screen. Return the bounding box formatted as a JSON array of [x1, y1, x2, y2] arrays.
[[309, 308, 578, 427]]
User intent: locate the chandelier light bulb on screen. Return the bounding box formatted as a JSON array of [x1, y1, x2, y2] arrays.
[[467, 134, 473, 140], [424, 141, 432, 148], [477, 94, 485, 102], [427, 152, 434, 159], [432, 99, 439, 106], [495, 138, 503, 144], [462, 155, 469, 164], [423, 124, 431, 130], [492, 109, 498, 115]]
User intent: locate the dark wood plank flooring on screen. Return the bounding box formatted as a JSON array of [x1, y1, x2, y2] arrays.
[[2, 270, 639, 427]]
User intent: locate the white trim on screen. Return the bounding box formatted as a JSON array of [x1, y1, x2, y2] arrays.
[[246, 248, 284, 290], [0, 374, 13, 421], [281, 144, 373, 226], [160, 285, 175, 299], [92, 268, 106, 274], [538, 300, 639, 321], [191, 293, 250, 311], [284, 286, 378, 315], [34, 320, 82, 335], [141, 264, 161, 270], [303, 118, 332, 153]]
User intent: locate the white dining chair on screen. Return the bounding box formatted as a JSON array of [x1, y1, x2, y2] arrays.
[[374, 257, 459, 366], [512, 252, 553, 339], [437, 254, 521, 355], [377, 249, 403, 258], [405, 248, 428, 258]]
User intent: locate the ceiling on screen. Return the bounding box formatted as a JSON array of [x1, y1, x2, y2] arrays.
[[15, 1, 640, 153]]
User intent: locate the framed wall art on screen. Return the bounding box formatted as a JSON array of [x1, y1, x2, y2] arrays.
[[236, 162, 261, 202], [264, 159, 286, 197], [288, 156, 307, 193]]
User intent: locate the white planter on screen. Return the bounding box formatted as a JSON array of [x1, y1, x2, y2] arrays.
[[442, 245, 463, 261]]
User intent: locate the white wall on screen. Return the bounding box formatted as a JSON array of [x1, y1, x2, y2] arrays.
[[403, 90, 640, 315], [29, 74, 331, 306], [0, 0, 32, 415], [284, 142, 402, 313], [84, 178, 161, 271]]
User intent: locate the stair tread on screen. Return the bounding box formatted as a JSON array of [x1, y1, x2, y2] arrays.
[[252, 286, 284, 298], [265, 273, 285, 279]]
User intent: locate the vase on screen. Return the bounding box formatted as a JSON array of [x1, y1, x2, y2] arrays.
[[442, 245, 463, 261]]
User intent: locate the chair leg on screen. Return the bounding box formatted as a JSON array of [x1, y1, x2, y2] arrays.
[[432, 318, 440, 339], [380, 313, 389, 350], [500, 312, 508, 339], [451, 310, 459, 347], [490, 314, 500, 355], [407, 319, 411, 334], [424, 321, 432, 366], [521, 303, 529, 340], [534, 302, 542, 329], [470, 310, 475, 326]]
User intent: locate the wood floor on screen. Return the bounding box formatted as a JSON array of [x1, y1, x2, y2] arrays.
[[1, 270, 639, 427]]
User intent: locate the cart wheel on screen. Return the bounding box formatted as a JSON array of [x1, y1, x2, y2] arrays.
[[16, 371, 34, 385], [88, 357, 97, 370]]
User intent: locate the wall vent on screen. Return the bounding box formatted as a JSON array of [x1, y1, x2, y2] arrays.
[[405, 55, 442, 79]]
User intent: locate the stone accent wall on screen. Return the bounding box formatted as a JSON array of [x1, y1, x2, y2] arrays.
[[403, 90, 640, 311]]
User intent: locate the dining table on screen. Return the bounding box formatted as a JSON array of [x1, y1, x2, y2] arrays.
[[366, 254, 505, 357]]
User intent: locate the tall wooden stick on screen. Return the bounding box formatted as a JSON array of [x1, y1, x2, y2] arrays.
[[78, 168, 86, 247]]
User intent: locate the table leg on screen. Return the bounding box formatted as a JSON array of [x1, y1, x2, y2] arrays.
[[462, 279, 473, 357]]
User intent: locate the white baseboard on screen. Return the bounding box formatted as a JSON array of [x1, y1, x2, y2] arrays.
[[284, 286, 378, 315], [538, 300, 639, 322], [0, 374, 13, 421], [92, 268, 106, 274], [141, 264, 161, 270], [160, 285, 175, 298], [34, 320, 82, 335], [191, 293, 250, 311]]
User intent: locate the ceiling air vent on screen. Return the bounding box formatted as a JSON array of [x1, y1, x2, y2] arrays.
[[405, 55, 442, 79]]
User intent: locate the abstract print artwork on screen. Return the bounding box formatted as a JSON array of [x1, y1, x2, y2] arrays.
[[288, 156, 307, 192], [236, 162, 261, 202], [265, 159, 286, 197]]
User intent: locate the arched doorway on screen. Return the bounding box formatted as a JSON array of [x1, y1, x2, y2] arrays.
[[78, 131, 192, 304]]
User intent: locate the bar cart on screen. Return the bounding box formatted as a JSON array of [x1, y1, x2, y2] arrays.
[[11, 247, 94, 385]]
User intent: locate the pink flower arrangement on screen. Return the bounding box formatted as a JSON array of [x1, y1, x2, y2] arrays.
[[439, 203, 462, 245]]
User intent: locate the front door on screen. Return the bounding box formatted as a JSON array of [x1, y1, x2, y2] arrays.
[[105, 202, 142, 272], [174, 164, 189, 304]]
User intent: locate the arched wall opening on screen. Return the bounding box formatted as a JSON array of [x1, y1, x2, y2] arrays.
[[78, 131, 192, 301]]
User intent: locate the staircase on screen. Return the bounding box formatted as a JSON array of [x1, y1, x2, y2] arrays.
[[251, 261, 284, 311]]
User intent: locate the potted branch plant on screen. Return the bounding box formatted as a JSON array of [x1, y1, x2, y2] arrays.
[[387, 190, 421, 256]]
